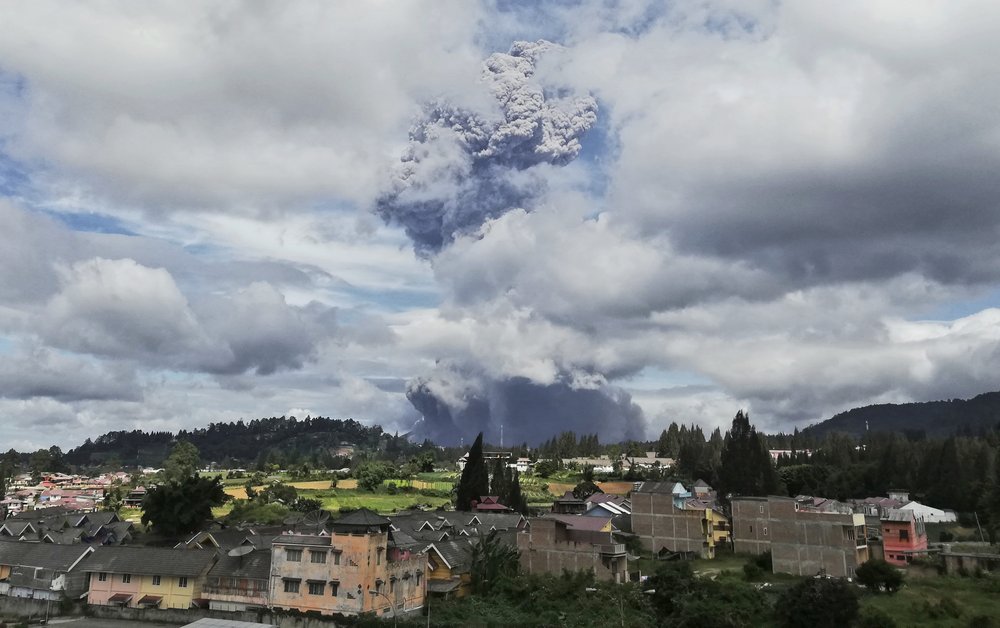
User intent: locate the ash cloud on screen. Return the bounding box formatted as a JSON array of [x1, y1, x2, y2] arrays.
[[376, 40, 597, 255], [406, 366, 645, 446]]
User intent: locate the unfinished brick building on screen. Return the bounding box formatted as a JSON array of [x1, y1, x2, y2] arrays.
[[516, 515, 627, 582], [732, 496, 870, 578]]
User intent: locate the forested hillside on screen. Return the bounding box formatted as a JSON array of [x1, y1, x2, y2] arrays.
[[802, 391, 1000, 439], [64, 416, 418, 468]]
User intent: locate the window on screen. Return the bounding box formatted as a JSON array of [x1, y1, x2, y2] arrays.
[[759, 505, 764, 514], [97, 573, 108, 582], [376, 550, 382, 565], [390, 579, 395, 594], [286, 548, 302, 562], [152, 575, 161, 586], [310, 550, 326, 564], [900, 529, 909, 541], [308, 581, 325, 595], [283, 579, 300, 594], [415, 573, 421, 586], [122, 574, 131, 584], [749, 525, 753, 533], [763, 527, 768, 537], [330, 581, 339, 596], [333, 552, 341, 565], [178, 577, 188, 588]]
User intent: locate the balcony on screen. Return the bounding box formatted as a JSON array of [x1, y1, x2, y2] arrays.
[[598, 543, 626, 556]]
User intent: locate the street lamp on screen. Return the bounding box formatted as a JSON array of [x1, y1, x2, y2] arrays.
[[370, 588, 398, 628]]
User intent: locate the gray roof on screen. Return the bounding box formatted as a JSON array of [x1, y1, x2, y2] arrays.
[[335, 508, 390, 527], [80, 546, 216, 577], [427, 539, 474, 573], [207, 549, 271, 581], [0, 542, 92, 571], [633, 481, 676, 494]]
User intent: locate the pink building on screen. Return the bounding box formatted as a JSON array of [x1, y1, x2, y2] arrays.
[[881, 509, 927, 566]]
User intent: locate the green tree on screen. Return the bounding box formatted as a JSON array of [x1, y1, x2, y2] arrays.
[[259, 483, 298, 505], [141, 475, 228, 537], [718, 411, 780, 499], [456, 433, 489, 511], [775, 577, 858, 628], [354, 461, 394, 491], [855, 559, 904, 594], [470, 529, 519, 594], [163, 441, 201, 483]]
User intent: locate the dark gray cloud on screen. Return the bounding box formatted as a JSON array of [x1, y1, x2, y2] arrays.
[[406, 365, 645, 445], [0, 347, 140, 403], [376, 40, 597, 255]]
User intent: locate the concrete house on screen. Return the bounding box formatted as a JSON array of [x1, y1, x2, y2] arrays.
[[631, 481, 724, 559], [202, 548, 271, 612], [0, 541, 94, 600], [268, 509, 426, 618], [81, 546, 217, 609], [517, 515, 628, 582], [732, 496, 870, 578], [881, 509, 928, 566]]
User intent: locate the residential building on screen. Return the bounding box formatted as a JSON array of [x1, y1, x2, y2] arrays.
[[81, 546, 217, 609], [731, 496, 870, 578], [631, 481, 724, 559], [471, 496, 511, 512], [425, 539, 473, 599], [269, 509, 426, 618], [456, 451, 511, 472], [202, 548, 271, 612], [0, 509, 132, 545], [621, 452, 674, 471], [899, 500, 957, 523], [584, 494, 631, 518], [552, 491, 587, 515], [517, 514, 627, 582], [509, 457, 532, 473], [0, 541, 94, 600], [881, 509, 928, 566]]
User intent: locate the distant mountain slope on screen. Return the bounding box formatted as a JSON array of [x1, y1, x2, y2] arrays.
[[802, 391, 1000, 439], [65, 416, 398, 468]]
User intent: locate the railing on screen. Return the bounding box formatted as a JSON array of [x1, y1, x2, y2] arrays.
[[598, 544, 626, 556], [202, 583, 268, 598]]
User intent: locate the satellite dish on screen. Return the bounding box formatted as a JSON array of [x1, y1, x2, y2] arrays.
[[228, 545, 254, 558], [301, 510, 331, 531]]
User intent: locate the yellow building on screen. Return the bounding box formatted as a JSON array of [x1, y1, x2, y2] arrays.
[[82, 546, 216, 609], [425, 540, 473, 598]]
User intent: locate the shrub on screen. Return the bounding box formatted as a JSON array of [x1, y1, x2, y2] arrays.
[[858, 607, 897, 628], [855, 559, 904, 593], [923, 596, 963, 620], [969, 615, 996, 628], [775, 577, 859, 628], [743, 562, 763, 581], [940, 530, 955, 542]]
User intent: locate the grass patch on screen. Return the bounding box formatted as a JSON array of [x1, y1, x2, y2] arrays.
[[862, 574, 1000, 626], [315, 489, 451, 513]]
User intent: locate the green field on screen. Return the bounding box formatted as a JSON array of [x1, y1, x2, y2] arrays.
[[314, 489, 451, 512]]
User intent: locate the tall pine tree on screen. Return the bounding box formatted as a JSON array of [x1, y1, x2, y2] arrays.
[[456, 432, 489, 511], [718, 410, 780, 499]]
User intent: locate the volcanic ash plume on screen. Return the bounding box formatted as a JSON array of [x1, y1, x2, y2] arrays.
[[406, 366, 646, 446], [376, 40, 598, 255]]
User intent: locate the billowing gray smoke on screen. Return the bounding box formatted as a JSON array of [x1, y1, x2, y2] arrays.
[[406, 368, 646, 446], [376, 40, 598, 255], [384, 41, 636, 445]]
